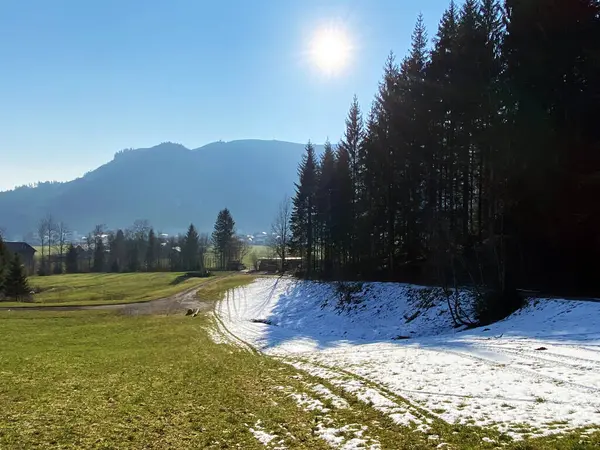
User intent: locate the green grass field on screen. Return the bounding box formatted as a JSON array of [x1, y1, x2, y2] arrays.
[[1, 274, 597, 449], [1, 272, 214, 307]]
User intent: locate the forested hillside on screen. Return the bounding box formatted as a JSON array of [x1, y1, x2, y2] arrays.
[[289, 0, 600, 296], [0, 140, 321, 236]]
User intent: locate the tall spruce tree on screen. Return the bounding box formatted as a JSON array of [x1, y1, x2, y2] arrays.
[[212, 209, 236, 269], [356, 105, 386, 277], [146, 228, 158, 271], [315, 141, 336, 276], [93, 238, 105, 272], [65, 243, 79, 274], [290, 142, 318, 277], [109, 229, 126, 273], [4, 254, 30, 301], [397, 13, 429, 263], [375, 52, 401, 276], [183, 224, 201, 271], [332, 146, 353, 274], [338, 96, 364, 265]]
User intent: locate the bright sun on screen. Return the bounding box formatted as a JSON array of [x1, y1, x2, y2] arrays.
[[309, 26, 352, 76]]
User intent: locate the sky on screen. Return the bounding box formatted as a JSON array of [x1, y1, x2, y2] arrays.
[[0, 0, 451, 191]]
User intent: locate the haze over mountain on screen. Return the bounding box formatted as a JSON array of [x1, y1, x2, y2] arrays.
[[0, 140, 322, 239]]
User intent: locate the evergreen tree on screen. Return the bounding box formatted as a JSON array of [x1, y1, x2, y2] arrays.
[[126, 241, 140, 272], [315, 141, 336, 276], [212, 209, 236, 269], [109, 229, 126, 272], [146, 228, 158, 271], [4, 254, 30, 301], [396, 13, 429, 263], [168, 236, 183, 271], [332, 145, 353, 274], [65, 243, 79, 274], [93, 238, 105, 272], [375, 52, 401, 276], [355, 105, 385, 277], [338, 96, 364, 265], [290, 142, 318, 277], [183, 224, 201, 271]]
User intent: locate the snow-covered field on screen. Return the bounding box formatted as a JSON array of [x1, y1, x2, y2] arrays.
[[213, 277, 600, 442]]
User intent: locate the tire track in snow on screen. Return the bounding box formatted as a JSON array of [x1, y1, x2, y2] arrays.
[[284, 358, 434, 433], [471, 343, 600, 372], [425, 345, 600, 395]]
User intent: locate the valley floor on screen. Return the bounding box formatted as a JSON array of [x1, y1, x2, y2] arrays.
[[213, 277, 600, 447]]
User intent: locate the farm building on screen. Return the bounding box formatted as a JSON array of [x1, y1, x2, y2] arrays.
[[258, 257, 302, 273], [3, 242, 36, 273]]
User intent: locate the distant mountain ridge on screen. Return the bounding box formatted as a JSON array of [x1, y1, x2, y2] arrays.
[[0, 140, 322, 239]]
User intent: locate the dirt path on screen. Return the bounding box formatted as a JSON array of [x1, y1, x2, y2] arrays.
[[0, 276, 228, 315]]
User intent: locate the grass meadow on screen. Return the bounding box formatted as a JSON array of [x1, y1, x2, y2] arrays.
[[1, 272, 213, 307], [1, 273, 597, 449]]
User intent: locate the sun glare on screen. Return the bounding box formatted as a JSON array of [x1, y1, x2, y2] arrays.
[[309, 26, 352, 76]]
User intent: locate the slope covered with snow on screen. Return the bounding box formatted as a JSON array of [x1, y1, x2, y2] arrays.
[[214, 277, 600, 441]]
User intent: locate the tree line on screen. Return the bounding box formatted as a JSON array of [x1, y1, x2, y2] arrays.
[[289, 0, 600, 298], [35, 208, 247, 275]]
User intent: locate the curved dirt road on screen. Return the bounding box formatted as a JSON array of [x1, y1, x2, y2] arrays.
[[0, 279, 220, 315]]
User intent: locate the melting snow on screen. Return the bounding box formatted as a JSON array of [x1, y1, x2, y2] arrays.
[[216, 278, 600, 439], [248, 420, 284, 448]]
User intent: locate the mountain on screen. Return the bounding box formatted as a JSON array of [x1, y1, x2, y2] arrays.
[[0, 140, 321, 238]]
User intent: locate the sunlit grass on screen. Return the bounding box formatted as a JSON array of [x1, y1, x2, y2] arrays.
[[0, 275, 597, 449], [1, 272, 214, 307]]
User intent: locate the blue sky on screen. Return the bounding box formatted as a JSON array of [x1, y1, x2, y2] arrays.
[[0, 0, 451, 191]]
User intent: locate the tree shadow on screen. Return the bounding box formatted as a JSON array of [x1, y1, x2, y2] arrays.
[[248, 278, 600, 356]]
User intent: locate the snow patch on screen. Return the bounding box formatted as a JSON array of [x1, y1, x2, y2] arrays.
[[248, 420, 286, 448], [216, 278, 600, 440], [310, 383, 350, 409], [316, 423, 380, 449]]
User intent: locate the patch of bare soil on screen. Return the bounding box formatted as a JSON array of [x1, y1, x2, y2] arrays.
[[118, 286, 209, 316]]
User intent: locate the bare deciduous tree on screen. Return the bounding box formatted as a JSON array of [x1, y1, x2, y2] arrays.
[[268, 195, 292, 271], [56, 221, 71, 272], [37, 217, 49, 274], [45, 215, 57, 264], [249, 251, 259, 271], [198, 233, 210, 270], [132, 219, 151, 241], [233, 237, 250, 266]]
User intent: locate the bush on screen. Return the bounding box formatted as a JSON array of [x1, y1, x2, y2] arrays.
[[171, 270, 212, 285], [474, 288, 525, 326], [334, 282, 364, 312], [185, 270, 211, 278]]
